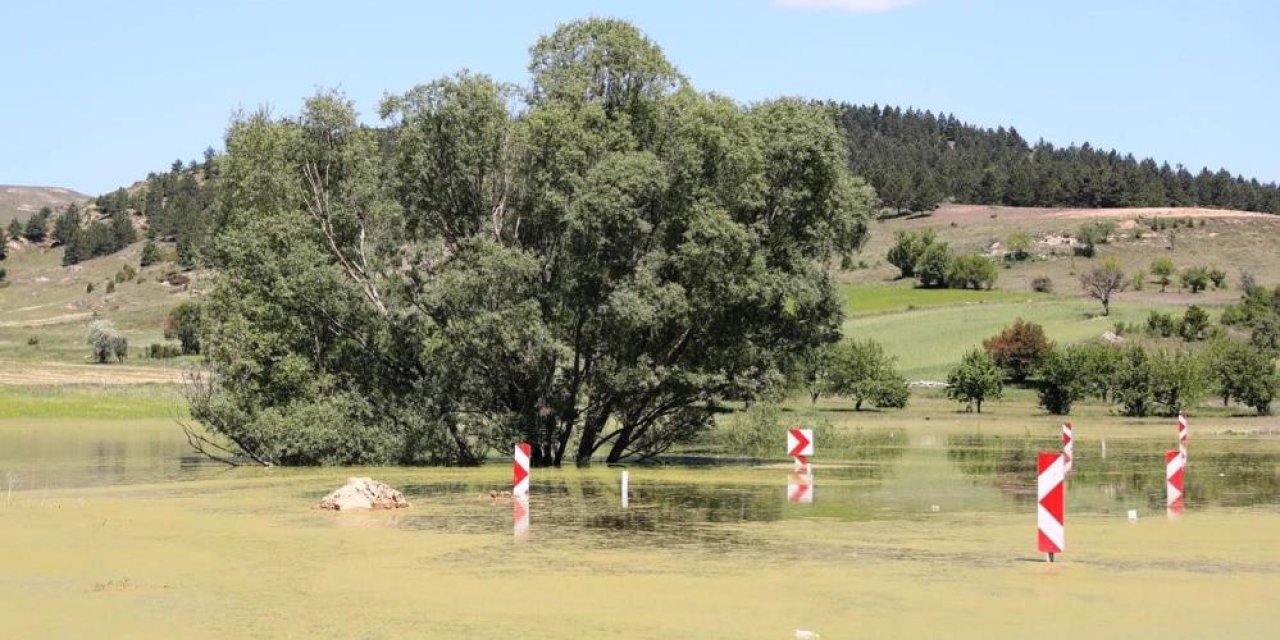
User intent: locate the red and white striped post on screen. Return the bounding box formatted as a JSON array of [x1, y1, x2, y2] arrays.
[[1037, 451, 1066, 562], [1166, 450, 1185, 517], [787, 428, 813, 471], [513, 442, 531, 497], [1061, 421, 1074, 475], [1177, 412, 1189, 462], [513, 494, 530, 542]]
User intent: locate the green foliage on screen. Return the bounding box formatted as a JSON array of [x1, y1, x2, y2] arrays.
[[0, 226, 7, 261], [193, 19, 873, 468], [1130, 269, 1145, 291], [164, 302, 203, 355], [86, 319, 127, 364], [838, 104, 1280, 215], [914, 242, 951, 288], [982, 318, 1051, 383], [105, 280, 115, 294], [1150, 256, 1175, 292], [1206, 340, 1278, 415], [1111, 346, 1207, 417], [946, 253, 998, 290], [1207, 267, 1227, 289], [147, 343, 183, 359], [886, 229, 936, 278], [5, 219, 19, 242], [1180, 265, 1211, 293], [0, 266, 6, 283], [1179, 305, 1210, 341], [1074, 221, 1115, 257], [53, 205, 79, 245], [706, 403, 783, 458], [1035, 345, 1089, 415], [1079, 258, 1127, 316], [824, 338, 909, 410], [23, 208, 51, 243], [1146, 311, 1177, 338], [140, 240, 162, 267], [1030, 275, 1053, 293], [1006, 231, 1032, 260], [1111, 345, 1156, 417], [946, 348, 1003, 413]]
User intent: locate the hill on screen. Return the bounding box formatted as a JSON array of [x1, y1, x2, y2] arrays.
[[0, 185, 90, 225], [835, 203, 1280, 379]]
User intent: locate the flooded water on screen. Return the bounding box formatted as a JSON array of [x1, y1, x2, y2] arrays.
[[3, 419, 1277, 537], [2, 418, 1279, 638]]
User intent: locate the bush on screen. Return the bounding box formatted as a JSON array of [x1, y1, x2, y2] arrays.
[[140, 240, 162, 267], [947, 254, 999, 290], [1130, 269, 1145, 291], [1030, 276, 1053, 293], [1208, 267, 1227, 289], [1207, 340, 1278, 415], [1074, 221, 1116, 257], [1150, 256, 1175, 292], [86, 282, 95, 294], [1006, 231, 1032, 260], [1181, 266, 1210, 293], [1146, 311, 1176, 338], [886, 229, 936, 279], [106, 280, 116, 294], [164, 302, 203, 354], [915, 243, 951, 288], [87, 319, 128, 364], [0, 266, 6, 283], [147, 343, 183, 359], [983, 318, 1051, 383], [26, 336, 39, 346], [1179, 305, 1210, 341]]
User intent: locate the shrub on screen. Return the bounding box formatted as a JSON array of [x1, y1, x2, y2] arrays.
[[0, 266, 6, 283], [1075, 221, 1116, 257], [947, 254, 999, 290], [26, 336, 39, 346], [164, 302, 203, 354], [1181, 266, 1210, 293], [1208, 267, 1227, 289], [983, 318, 1051, 383], [147, 343, 183, 359], [915, 243, 951, 288], [1179, 305, 1210, 341], [1130, 269, 1146, 291], [87, 319, 127, 364], [1150, 257, 1175, 292], [1146, 311, 1176, 338], [886, 229, 936, 278], [106, 280, 116, 294], [1207, 340, 1278, 415], [1006, 231, 1032, 260], [86, 282, 95, 294], [1030, 276, 1053, 293], [140, 240, 162, 267]]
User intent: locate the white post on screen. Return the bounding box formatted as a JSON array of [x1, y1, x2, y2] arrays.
[[621, 470, 630, 509], [1101, 439, 1107, 460]]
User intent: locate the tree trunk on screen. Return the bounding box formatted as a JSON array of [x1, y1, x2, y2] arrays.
[[574, 401, 612, 467], [855, 398, 863, 411], [976, 398, 983, 414], [1102, 298, 1111, 316]]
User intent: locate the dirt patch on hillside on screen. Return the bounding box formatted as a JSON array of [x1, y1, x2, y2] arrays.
[[0, 361, 183, 385]]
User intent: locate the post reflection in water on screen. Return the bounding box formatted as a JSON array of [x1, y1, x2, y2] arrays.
[[787, 470, 814, 504], [514, 494, 530, 542]]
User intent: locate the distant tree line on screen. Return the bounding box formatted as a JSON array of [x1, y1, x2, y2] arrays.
[[836, 104, 1280, 215]]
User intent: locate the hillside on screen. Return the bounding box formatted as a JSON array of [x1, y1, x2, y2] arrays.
[[833, 204, 1280, 379], [0, 185, 89, 225]]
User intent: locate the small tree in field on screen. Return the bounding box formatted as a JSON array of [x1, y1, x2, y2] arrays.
[[1150, 256, 1175, 292], [947, 253, 999, 290], [87, 319, 127, 364], [1035, 346, 1087, 415], [1181, 266, 1210, 293], [946, 348, 1004, 413], [915, 242, 951, 288], [886, 229, 936, 279], [1080, 258, 1127, 316], [983, 318, 1052, 383], [825, 338, 909, 410]]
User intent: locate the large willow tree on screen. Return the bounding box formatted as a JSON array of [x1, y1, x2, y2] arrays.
[[190, 19, 872, 467]]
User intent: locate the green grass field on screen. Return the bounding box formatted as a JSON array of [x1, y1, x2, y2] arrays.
[[0, 385, 185, 419], [838, 282, 1030, 315]]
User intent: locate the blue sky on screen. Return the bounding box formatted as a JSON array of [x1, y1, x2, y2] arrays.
[[3, 0, 1277, 195]]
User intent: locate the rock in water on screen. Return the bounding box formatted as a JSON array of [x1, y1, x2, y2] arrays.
[[317, 477, 411, 511]]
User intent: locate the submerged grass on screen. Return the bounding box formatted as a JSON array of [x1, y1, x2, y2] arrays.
[[0, 385, 185, 419]]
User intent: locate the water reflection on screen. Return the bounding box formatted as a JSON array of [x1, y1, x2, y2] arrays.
[[946, 433, 1280, 511]]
